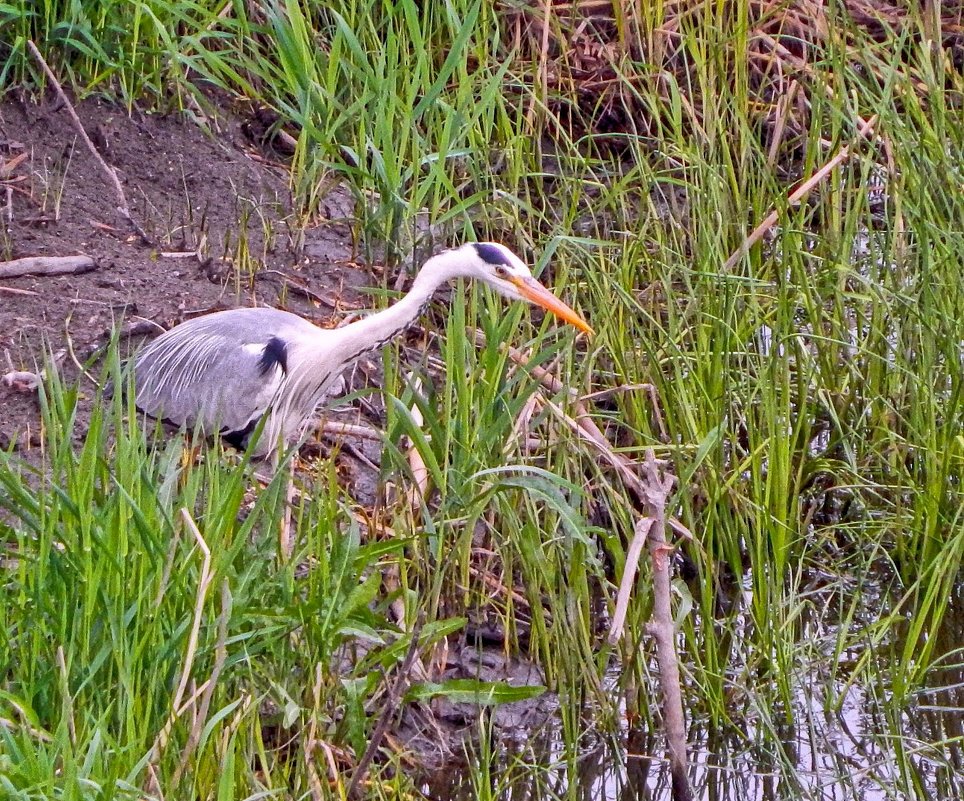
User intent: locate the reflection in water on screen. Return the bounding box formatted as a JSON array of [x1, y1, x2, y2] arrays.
[[418, 580, 964, 801], [419, 290, 963, 801], [912, 584, 964, 799]]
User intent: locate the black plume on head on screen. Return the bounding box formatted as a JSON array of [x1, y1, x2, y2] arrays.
[[473, 243, 513, 267]]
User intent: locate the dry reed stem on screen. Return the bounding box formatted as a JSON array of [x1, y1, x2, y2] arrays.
[[144, 763, 164, 801], [507, 392, 542, 457], [278, 455, 296, 561], [305, 663, 330, 801], [723, 114, 878, 271], [172, 509, 214, 714], [171, 579, 231, 787], [144, 509, 214, 791], [607, 517, 655, 645], [766, 80, 800, 168], [405, 375, 431, 509], [639, 451, 691, 800]]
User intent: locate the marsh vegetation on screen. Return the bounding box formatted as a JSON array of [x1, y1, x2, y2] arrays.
[[1, 2, 963, 799]]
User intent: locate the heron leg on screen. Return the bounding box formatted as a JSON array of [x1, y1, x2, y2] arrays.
[[277, 450, 296, 561]]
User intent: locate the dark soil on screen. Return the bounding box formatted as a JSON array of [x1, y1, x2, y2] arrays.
[[0, 93, 389, 497]]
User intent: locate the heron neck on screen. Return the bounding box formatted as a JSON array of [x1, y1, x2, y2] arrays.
[[335, 250, 467, 362]]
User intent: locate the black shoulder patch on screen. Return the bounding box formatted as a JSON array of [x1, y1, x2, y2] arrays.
[[473, 243, 512, 266], [258, 336, 288, 376]]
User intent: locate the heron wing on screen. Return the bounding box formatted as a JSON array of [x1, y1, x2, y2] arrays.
[[132, 307, 325, 436]]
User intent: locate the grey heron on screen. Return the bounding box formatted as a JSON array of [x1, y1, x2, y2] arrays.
[[131, 242, 592, 456]]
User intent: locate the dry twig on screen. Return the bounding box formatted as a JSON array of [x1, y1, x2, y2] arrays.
[[312, 419, 383, 442], [0, 255, 96, 279], [0, 150, 28, 178], [27, 40, 152, 245], [346, 620, 424, 799], [608, 516, 654, 645], [159, 250, 201, 260], [723, 114, 878, 270]]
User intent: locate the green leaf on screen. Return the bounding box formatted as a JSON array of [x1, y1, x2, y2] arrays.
[[216, 734, 237, 801], [411, 0, 481, 119]]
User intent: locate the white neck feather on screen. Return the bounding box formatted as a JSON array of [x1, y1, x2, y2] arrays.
[[269, 247, 479, 448], [334, 248, 473, 360]]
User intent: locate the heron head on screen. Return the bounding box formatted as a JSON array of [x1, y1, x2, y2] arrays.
[[464, 242, 594, 335]]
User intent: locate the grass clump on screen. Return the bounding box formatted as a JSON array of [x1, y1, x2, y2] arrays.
[[0, 363, 406, 796]]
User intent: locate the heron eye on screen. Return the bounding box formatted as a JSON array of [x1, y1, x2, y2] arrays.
[[494, 265, 509, 279]]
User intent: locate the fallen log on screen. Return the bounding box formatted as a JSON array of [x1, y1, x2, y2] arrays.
[[0, 255, 97, 279]]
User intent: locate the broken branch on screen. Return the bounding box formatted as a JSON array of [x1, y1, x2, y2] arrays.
[[346, 619, 424, 799], [0, 255, 97, 279], [639, 452, 691, 800], [608, 516, 655, 645]]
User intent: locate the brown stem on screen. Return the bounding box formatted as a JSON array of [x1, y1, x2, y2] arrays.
[[640, 451, 692, 801], [346, 619, 424, 798], [723, 114, 877, 271]]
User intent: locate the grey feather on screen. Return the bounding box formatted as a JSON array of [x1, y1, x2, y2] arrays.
[[133, 307, 335, 445]]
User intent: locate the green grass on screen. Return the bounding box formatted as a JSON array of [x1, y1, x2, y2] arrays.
[[3, 1, 964, 799]]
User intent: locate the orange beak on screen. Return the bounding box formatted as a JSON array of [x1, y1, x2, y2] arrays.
[[511, 276, 594, 336]]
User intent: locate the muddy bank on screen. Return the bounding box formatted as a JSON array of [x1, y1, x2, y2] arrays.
[[0, 94, 393, 497]]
